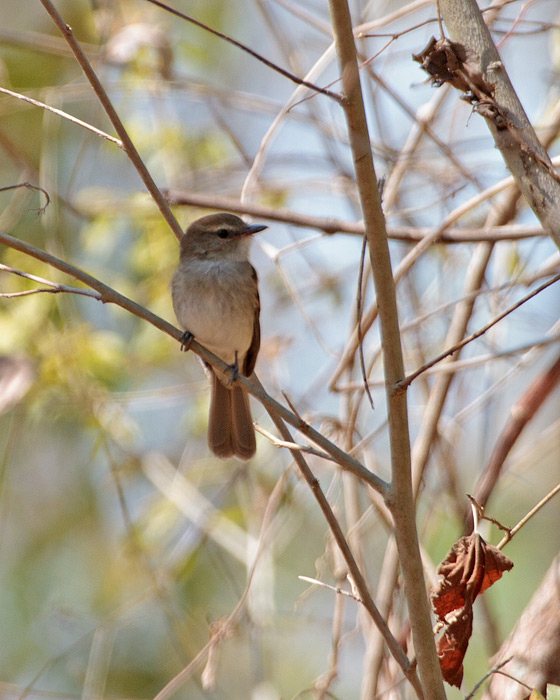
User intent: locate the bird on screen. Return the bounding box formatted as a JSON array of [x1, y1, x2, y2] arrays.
[[171, 212, 267, 460]]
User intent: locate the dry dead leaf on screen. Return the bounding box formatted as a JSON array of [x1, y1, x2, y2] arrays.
[[431, 533, 514, 687], [413, 36, 494, 101]]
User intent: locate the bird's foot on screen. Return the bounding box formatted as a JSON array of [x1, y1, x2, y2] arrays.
[[226, 352, 240, 384], [179, 330, 194, 352]]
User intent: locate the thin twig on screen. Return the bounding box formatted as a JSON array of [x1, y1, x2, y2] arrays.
[[357, 234, 375, 410], [298, 576, 361, 602], [0, 87, 123, 148], [466, 494, 510, 534], [334, 335, 560, 390], [0, 263, 101, 299], [0, 288, 95, 298], [463, 656, 513, 699], [254, 424, 335, 461], [0, 182, 51, 213], [143, 0, 343, 103], [399, 273, 560, 391], [497, 482, 560, 550]]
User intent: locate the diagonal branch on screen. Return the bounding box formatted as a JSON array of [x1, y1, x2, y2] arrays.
[[38, 0, 184, 242], [0, 87, 123, 148], [143, 0, 343, 103], [0, 262, 101, 299], [471, 349, 560, 536], [437, 0, 560, 249], [0, 230, 387, 496], [400, 273, 560, 390], [255, 376, 423, 697]]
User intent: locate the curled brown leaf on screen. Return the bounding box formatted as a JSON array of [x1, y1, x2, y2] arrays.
[[431, 533, 514, 687]]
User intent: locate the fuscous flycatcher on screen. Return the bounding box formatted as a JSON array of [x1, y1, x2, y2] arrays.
[[172, 213, 267, 460]]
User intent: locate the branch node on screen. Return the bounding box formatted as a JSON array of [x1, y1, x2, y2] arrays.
[[391, 379, 408, 396], [282, 391, 307, 430]]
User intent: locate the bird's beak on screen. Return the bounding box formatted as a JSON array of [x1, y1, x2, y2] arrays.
[[241, 223, 268, 237]]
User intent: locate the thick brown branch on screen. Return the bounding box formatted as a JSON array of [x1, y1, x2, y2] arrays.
[[437, 0, 560, 249], [327, 0, 445, 696]]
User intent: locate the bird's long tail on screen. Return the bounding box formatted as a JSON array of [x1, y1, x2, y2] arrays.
[[208, 373, 256, 460]]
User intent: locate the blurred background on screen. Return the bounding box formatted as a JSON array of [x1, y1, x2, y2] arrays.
[[0, 0, 559, 698]]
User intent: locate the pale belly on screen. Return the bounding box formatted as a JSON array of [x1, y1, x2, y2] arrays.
[[172, 259, 257, 366]]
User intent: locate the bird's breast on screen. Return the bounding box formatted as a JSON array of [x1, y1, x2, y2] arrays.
[[172, 258, 258, 365]]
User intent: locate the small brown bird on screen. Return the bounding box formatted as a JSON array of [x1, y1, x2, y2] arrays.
[[171, 213, 267, 460]]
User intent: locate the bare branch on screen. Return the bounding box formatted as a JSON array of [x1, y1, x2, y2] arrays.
[[298, 575, 361, 602], [0, 87, 123, 148], [437, 0, 560, 249], [497, 482, 560, 550], [0, 182, 51, 213], [464, 657, 513, 700], [38, 0, 184, 242], [143, 0, 343, 104], [254, 424, 335, 461], [328, 0, 444, 696], [167, 188, 549, 241], [0, 230, 387, 495], [0, 263, 101, 299], [356, 234, 374, 410], [399, 274, 560, 390], [255, 375, 421, 695]]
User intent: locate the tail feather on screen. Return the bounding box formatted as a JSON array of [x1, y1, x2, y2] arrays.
[[208, 374, 235, 458], [230, 385, 256, 460], [208, 373, 255, 460]]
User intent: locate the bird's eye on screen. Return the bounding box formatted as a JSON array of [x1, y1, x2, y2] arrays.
[[216, 228, 229, 239]]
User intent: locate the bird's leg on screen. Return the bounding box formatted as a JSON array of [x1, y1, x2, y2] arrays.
[[226, 351, 240, 384], [179, 330, 194, 352]]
